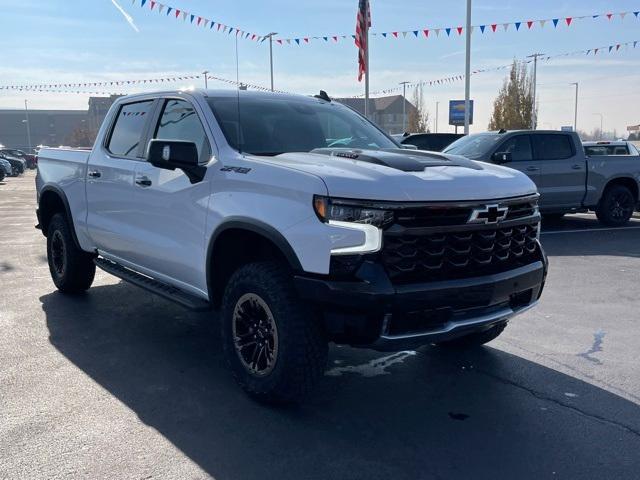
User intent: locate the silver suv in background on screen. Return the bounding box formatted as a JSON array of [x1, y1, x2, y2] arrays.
[[444, 130, 640, 226]]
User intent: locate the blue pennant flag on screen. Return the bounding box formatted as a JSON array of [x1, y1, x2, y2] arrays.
[[166, 7, 172, 15], [480, 25, 486, 33], [634, 11, 639, 17], [592, 15, 599, 18], [190, 14, 195, 23], [351, 34, 356, 39], [445, 28, 451, 36], [413, 30, 418, 37], [515, 22, 521, 30], [141, 0, 147, 6], [210, 22, 215, 29], [552, 18, 559, 27], [586, 50, 591, 55], [323, 36, 328, 41], [382, 32, 387, 37], [295, 38, 300, 44], [609, 45, 613, 52], [228, 28, 234, 34]]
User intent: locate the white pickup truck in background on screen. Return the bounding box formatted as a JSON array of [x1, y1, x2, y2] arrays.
[[36, 90, 547, 403]]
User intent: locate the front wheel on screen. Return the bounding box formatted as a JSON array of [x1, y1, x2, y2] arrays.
[[596, 185, 636, 227], [435, 322, 507, 349], [46, 213, 96, 293], [221, 261, 328, 404]]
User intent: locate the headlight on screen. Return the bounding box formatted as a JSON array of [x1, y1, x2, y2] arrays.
[[313, 196, 394, 228]]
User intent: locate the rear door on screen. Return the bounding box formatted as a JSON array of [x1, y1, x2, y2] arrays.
[[493, 134, 542, 191], [131, 97, 213, 295], [533, 133, 586, 209], [85, 99, 156, 260]]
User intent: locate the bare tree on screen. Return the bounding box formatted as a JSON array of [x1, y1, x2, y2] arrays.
[[407, 85, 431, 133], [488, 60, 534, 130]]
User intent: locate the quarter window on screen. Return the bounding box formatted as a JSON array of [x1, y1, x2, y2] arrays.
[[534, 134, 574, 160], [107, 101, 154, 157], [154, 99, 210, 161]]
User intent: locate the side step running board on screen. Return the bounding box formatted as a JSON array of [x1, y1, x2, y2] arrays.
[[94, 257, 211, 312]]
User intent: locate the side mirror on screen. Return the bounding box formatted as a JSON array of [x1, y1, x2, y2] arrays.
[[147, 140, 205, 184], [401, 143, 418, 150], [492, 151, 512, 164]]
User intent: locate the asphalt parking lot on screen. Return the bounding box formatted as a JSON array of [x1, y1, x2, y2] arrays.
[[1, 172, 639, 479]]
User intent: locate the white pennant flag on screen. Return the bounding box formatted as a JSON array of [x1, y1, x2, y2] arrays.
[[503, 23, 509, 31], [539, 19, 547, 28]]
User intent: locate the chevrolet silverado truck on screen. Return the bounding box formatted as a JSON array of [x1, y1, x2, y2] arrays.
[[36, 90, 547, 403], [444, 130, 640, 226]]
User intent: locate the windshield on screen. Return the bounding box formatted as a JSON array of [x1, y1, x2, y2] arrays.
[[207, 96, 397, 156], [443, 133, 503, 159]]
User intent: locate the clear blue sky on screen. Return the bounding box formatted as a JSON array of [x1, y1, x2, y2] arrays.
[[0, 0, 639, 134]]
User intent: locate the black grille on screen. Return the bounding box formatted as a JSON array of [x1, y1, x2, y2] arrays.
[[382, 223, 539, 284], [393, 199, 537, 228]]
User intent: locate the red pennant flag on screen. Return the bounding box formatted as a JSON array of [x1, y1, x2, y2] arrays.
[[197, 16, 202, 26], [527, 20, 533, 29], [304, 37, 309, 43], [491, 24, 497, 32], [606, 13, 613, 20], [616, 44, 621, 50], [594, 48, 599, 55], [276, 39, 283, 44], [565, 17, 572, 26], [150, 1, 156, 10], [251, 34, 256, 40], [456, 26, 463, 35], [392, 31, 398, 37], [175, 9, 180, 18], [423, 29, 429, 37], [333, 36, 338, 42]]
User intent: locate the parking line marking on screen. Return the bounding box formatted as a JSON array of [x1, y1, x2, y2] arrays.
[[542, 226, 640, 235]]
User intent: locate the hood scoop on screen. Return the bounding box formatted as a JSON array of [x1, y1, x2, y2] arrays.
[[311, 148, 481, 172]]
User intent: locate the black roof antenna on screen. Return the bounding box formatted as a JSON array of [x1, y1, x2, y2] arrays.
[[315, 90, 331, 102], [498, 128, 507, 134]]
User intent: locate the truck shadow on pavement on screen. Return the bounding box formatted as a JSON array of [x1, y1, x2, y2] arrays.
[[41, 284, 640, 480]]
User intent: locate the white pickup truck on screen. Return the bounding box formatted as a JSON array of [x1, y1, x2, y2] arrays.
[[36, 90, 547, 403]]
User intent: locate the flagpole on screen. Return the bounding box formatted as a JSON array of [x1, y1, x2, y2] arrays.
[[364, 0, 370, 119]]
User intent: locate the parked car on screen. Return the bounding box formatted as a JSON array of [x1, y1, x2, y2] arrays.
[[0, 152, 25, 176], [0, 158, 12, 179], [36, 90, 546, 403], [583, 141, 640, 156], [396, 132, 465, 152], [444, 130, 640, 226], [0, 148, 37, 169]]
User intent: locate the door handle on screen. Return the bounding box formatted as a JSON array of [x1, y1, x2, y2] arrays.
[[525, 166, 539, 172], [572, 164, 582, 170], [135, 177, 152, 187], [87, 170, 101, 178]]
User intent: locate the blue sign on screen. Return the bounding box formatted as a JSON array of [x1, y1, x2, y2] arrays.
[[449, 100, 474, 126]]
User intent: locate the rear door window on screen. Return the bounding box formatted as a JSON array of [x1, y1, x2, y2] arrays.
[[106, 101, 154, 157], [533, 134, 574, 160], [496, 135, 533, 161]]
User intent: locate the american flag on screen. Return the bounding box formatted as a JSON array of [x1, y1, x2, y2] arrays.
[[355, 0, 371, 82]]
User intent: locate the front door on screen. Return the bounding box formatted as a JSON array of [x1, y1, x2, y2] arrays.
[[131, 98, 213, 296], [85, 99, 154, 260], [493, 134, 542, 192]]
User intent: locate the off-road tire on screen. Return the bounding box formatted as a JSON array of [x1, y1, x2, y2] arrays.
[[435, 322, 507, 349], [221, 261, 328, 404], [46, 213, 95, 293], [595, 184, 636, 227]]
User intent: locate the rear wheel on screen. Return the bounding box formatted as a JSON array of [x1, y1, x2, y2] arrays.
[[46, 213, 96, 293], [596, 185, 635, 227], [221, 261, 328, 404], [435, 322, 507, 349]]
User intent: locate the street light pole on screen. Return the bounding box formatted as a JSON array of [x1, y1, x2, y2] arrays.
[[202, 70, 209, 89], [264, 32, 278, 91], [527, 53, 544, 129], [570, 82, 579, 132], [593, 113, 603, 138], [24, 100, 32, 154], [399, 81, 409, 133], [435, 101, 439, 133], [463, 0, 472, 135]]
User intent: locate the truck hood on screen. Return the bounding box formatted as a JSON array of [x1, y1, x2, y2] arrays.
[[254, 148, 537, 201]]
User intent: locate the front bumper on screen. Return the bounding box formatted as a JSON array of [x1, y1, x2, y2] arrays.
[[295, 245, 547, 351]]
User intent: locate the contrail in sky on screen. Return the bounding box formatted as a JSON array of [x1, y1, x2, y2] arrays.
[[110, 0, 139, 32]]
